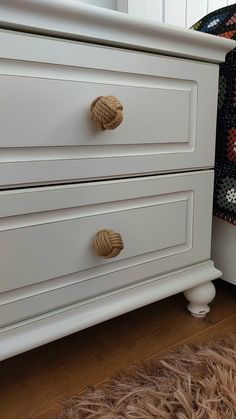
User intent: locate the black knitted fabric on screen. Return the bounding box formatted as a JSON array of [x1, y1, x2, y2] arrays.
[[192, 4, 236, 225]]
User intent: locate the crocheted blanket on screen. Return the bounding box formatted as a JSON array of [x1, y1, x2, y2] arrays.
[[192, 4, 236, 225]]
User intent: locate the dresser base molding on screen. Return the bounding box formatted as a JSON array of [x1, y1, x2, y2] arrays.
[[0, 260, 221, 361]]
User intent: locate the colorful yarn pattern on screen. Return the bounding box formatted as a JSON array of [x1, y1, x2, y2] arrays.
[[192, 4, 236, 225]]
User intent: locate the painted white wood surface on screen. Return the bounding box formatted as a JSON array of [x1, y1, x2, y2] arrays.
[[0, 171, 213, 296], [184, 281, 216, 317], [0, 260, 221, 360], [124, 0, 164, 21], [79, 0, 117, 9], [212, 217, 236, 285], [80, 0, 233, 17], [0, 0, 231, 360], [118, 0, 231, 28], [187, 0, 208, 27], [165, 0, 187, 27], [1, 0, 232, 33], [208, 0, 228, 13], [0, 2, 234, 63], [0, 30, 221, 187], [0, 76, 193, 147]]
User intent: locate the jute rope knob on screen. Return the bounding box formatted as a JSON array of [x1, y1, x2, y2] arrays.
[[93, 229, 124, 258], [90, 95, 123, 130]]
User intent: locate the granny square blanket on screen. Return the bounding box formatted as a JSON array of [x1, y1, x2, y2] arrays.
[[192, 3, 236, 225]]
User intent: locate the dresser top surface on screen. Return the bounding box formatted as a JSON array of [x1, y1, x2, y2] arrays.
[[0, 0, 235, 63]]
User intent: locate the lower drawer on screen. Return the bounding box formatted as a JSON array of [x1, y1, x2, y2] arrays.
[[0, 171, 213, 326]]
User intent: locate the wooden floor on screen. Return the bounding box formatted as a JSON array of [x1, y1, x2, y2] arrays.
[[0, 279, 236, 419]]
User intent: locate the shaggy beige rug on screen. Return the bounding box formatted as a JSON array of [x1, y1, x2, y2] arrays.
[[56, 334, 236, 418]]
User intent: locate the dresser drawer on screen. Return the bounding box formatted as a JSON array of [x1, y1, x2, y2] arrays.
[[0, 30, 219, 186], [0, 171, 213, 326]]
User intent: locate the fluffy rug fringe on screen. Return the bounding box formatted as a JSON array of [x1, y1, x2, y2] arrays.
[[55, 334, 236, 418]]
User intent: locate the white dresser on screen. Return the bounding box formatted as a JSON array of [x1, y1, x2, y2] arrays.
[[0, 0, 235, 360]]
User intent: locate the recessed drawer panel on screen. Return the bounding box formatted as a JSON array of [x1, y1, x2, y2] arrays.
[[0, 198, 187, 292], [0, 171, 213, 326], [0, 31, 219, 186], [2, 76, 192, 147]]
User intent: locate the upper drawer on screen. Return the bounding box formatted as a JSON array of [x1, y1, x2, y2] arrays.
[[0, 30, 219, 186]]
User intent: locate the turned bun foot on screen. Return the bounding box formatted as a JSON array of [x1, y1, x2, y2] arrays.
[[184, 281, 216, 318]]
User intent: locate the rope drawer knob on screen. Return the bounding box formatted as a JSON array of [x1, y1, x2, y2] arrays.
[[90, 95, 123, 130], [93, 229, 124, 258]]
